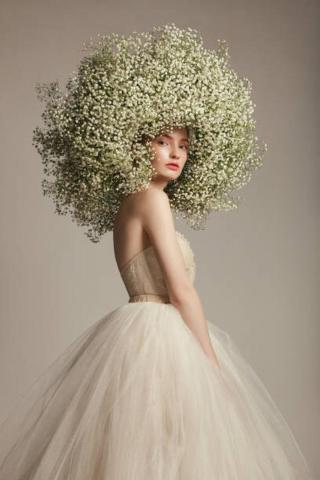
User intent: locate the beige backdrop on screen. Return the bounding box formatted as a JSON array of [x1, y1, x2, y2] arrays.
[[0, 0, 319, 476]]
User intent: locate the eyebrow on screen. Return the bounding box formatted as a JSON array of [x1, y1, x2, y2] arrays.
[[161, 134, 189, 142]]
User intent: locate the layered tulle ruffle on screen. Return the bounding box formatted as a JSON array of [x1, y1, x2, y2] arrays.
[[0, 302, 313, 479]]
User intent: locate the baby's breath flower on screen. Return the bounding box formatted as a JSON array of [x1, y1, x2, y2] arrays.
[[32, 23, 267, 243]]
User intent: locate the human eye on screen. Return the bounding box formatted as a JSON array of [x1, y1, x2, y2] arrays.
[[157, 139, 167, 145]]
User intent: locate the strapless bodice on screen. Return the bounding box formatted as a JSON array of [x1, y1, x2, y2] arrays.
[[120, 231, 196, 304]]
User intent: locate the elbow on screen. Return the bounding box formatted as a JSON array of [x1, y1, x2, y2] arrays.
[[169, 282, 196, 307]]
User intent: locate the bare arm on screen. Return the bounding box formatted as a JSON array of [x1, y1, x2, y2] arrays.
[[137, 188, 220, 369], [170, 286, 220, 369]]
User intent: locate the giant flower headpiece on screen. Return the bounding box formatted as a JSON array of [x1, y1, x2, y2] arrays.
[[32, 23, 267, 242]]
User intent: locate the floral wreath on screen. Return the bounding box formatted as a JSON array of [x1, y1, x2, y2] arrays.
[[32, 23, 267, 243]]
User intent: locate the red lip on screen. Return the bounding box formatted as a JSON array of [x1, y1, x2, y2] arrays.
[[166, 163, 179, 171]]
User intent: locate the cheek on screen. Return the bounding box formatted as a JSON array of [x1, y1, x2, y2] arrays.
[[153, 147, 167, 162]]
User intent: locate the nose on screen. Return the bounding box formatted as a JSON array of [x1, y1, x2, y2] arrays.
[[170, 145, 180, 159]]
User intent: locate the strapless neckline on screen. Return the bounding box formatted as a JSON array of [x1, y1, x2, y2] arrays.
[[119, 230, 185, 275]]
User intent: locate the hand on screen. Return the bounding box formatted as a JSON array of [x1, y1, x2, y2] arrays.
[[205, 353, 234, 403], [208, 356, 221, 370]]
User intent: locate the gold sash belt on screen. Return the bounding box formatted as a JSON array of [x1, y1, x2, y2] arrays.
[[129, 294, 170, 304]]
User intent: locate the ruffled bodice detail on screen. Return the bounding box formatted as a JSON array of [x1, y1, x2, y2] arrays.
[[120, 231, 196, 303]]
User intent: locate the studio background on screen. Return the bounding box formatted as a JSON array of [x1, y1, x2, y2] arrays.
[[0, 0, 319, 476]]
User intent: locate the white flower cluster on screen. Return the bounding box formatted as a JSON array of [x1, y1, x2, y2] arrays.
[[32, 23, 267, 242]]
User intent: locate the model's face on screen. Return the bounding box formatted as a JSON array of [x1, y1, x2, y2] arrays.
[[149, 127, 189, 181]]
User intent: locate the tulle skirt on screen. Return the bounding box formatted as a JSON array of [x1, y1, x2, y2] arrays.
[[0, 301, 313, 479]]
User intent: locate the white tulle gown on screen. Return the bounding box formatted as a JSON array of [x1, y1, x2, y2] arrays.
[[0, 230, 314, 479]]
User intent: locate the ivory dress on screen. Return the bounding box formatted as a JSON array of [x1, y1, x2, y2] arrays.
[[0, 230, 314, 479]]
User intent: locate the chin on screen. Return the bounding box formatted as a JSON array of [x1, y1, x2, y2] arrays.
[[157, 170, 178, 181], [165, 169, 180, 179], [166, 174, 179, 182]]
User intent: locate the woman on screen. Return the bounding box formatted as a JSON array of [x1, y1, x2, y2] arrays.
[[0, 24, 314, 479], [113, 126, 220, 369]]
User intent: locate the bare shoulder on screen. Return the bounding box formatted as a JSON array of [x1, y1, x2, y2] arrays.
[[127, 187, 169, 216]]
